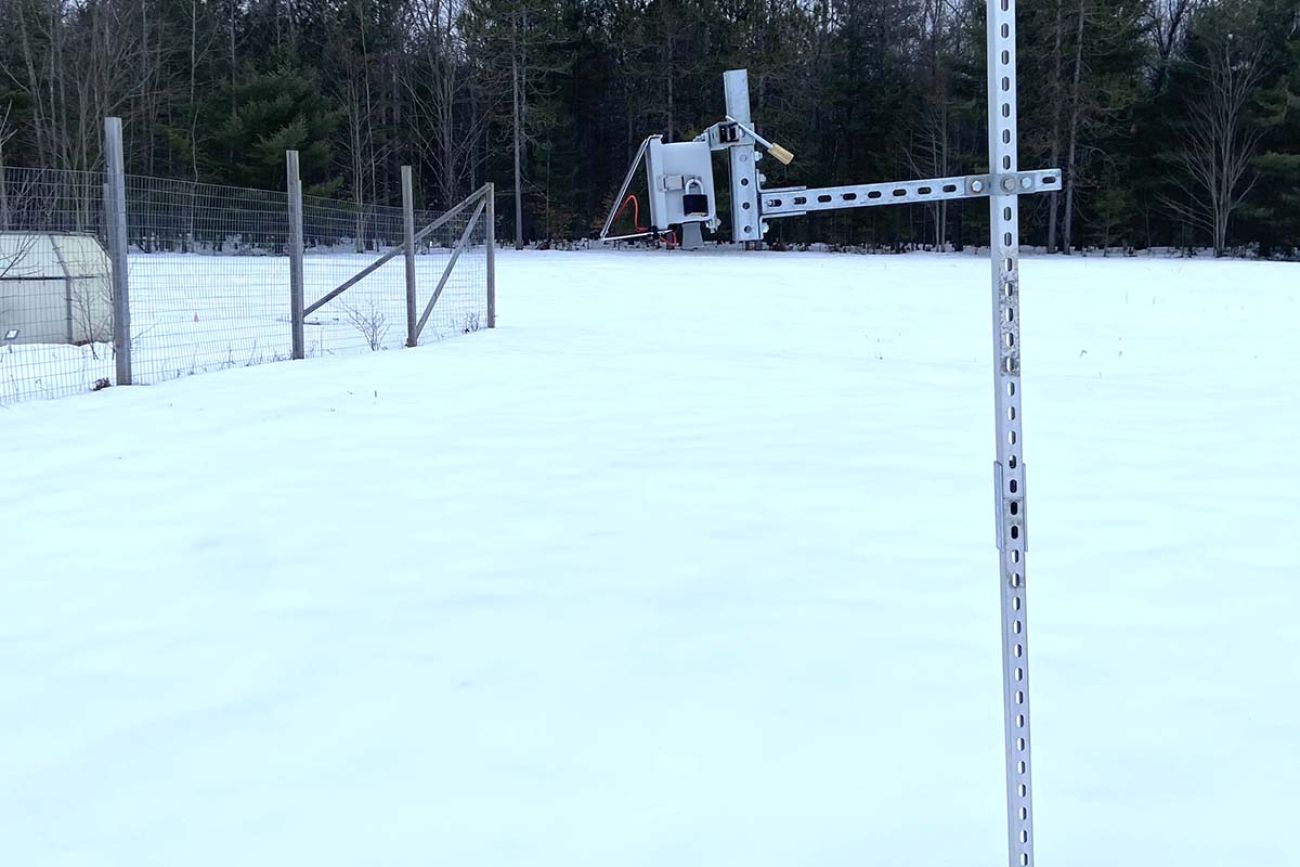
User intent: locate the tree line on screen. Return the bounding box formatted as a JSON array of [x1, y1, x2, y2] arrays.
[[1, 0, 1297, 256]]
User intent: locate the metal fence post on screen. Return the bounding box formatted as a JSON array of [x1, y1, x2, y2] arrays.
[[401, 165, 418, 348], [286, 150, 305, 360], [486, 183, 496, 328], [104, 117, 132, 385]]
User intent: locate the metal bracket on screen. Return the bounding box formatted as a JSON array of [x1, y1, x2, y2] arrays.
[[598, 135, 656, 243], [696, 121, 745, 151], [990, 172, 1056, 195], [994, 462, 1029, 557], [760, 170, 1060, 219]]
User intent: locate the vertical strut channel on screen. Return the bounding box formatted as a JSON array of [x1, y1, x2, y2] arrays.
[[987, 1, 1035, 866], [723, 70, 762, 243]]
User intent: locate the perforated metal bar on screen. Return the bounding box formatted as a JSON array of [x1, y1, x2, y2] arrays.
[[759, 170, 1059, 218], [988, 1, 1035, 865], [723, 70, 762, 242]]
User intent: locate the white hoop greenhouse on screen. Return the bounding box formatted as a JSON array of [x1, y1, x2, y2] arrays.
[[0, 232, 113, 346]]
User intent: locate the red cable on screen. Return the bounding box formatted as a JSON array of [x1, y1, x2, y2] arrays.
[[613, 193, 679, 249], [613, 194, 645, 233]]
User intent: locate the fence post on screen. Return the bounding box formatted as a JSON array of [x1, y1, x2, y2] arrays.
[[287, 150, 305, 360], [486, 183, 496, 329], [402, 165, 418, 348], [104, 117, 132, 386]]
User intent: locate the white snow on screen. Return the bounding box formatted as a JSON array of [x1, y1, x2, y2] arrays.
[[1, 249, 1297, 866]]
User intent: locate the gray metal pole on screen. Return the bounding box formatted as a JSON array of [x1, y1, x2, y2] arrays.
[[401, 165, 418, 348], [723, 70, 762, 247], [486, 182, 496, 328], [987, 2, 1035, 865], [287, 150, 305, 360], [104, 117, 131, 386]]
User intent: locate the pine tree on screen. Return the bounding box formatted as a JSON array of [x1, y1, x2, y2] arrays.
[[204, 65, 344, 193]]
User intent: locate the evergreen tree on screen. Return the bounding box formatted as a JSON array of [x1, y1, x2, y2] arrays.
[[0, 0, 1295, 255], [205, 65, 344, 193]]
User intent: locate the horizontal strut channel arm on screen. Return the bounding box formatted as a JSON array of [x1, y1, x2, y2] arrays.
[[760, 170, 1060, 218]]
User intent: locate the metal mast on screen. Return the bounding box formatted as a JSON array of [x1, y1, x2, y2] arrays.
[[598, 8, 1045, 860], [987, 1, 1035, 864]]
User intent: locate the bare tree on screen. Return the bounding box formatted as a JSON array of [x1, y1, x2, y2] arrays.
[[335, 2, 395, 255], [70, 272, 114, 351], [1047, 0, 1066, 251], [511, 10, 525, 249], [342, 299, 391, 351], [0, 234, 38, 281], [1061, 0, 1088, 254], [6, 0, 148, 175], [1166, 26, 1265, 256], [1145, 0, 1199, 95], [407, 0, 491, 209], [906, 0, 961, 250], [1055, 0, 1143, 255], [342, 70, 375, 253], [463, 0, 568, 249], [0, 101, 13, 231]]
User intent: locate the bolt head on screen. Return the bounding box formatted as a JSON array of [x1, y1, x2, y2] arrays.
[[971, 180, 985, 193], [1020, 177, 1033, 190], [1002, 177, 1017, 192]]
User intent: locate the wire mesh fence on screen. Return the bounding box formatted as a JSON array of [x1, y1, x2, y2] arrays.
[[0, 153, 493, 406], [302, 191, 491, 356], [303, 197, 416, 356], [1, 166, 114, 402], [414, 200, 490, 345], [125, 175, 293, 384]]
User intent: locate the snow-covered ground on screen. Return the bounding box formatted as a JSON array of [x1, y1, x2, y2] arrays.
[[2, 249, 1297, 866]]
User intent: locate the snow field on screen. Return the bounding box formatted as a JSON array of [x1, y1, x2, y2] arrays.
[[1, 249, 1297, 866]]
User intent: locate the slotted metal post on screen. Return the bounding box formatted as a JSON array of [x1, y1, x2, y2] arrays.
[[286, 150, 305, 360], [486, 182, 496, 328], [723, 70, 762, 246], [987, 1, 1035, 865], [104, 117, 131, 386], [402, 166, 418, 347]]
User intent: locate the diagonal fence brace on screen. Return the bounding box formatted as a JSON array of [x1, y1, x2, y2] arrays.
[[414, 196, 489, 341], [304, 184, 490, 318]]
